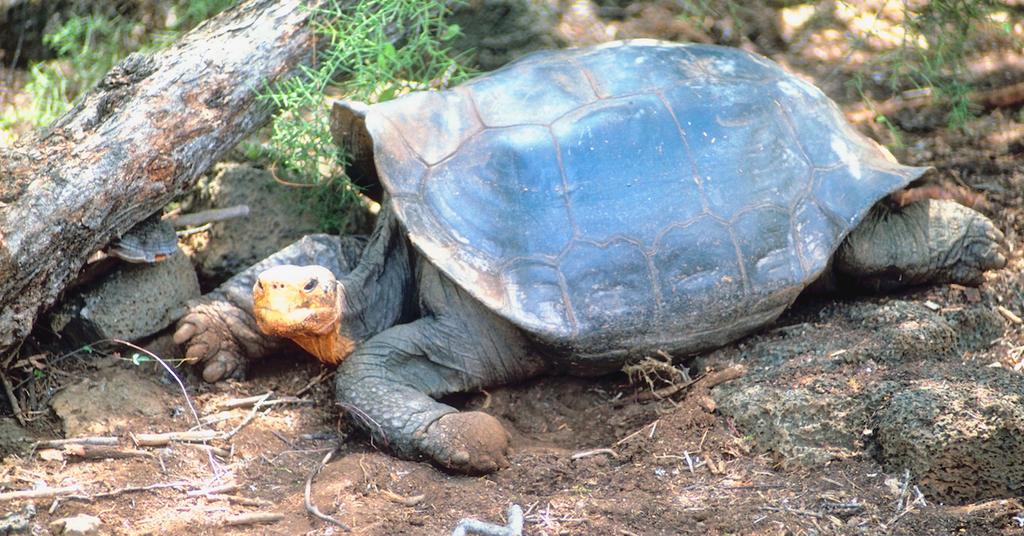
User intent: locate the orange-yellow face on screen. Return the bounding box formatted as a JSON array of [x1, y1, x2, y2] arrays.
[[253, 265, 353, 364]]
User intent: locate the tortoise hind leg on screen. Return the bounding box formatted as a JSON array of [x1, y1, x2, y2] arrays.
[[834, 199, 1006, 292], [335, 268, 545, 473]]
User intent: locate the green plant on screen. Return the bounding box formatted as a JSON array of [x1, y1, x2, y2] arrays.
[[258, 0, 469, 234], [850, 76, 905, 149], [20, 12, 135, 126], [861, 0, 1014, 130], [16, 1, 236, 128]]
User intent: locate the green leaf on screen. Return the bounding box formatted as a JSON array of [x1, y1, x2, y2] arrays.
[[442, 23, 461, 42]]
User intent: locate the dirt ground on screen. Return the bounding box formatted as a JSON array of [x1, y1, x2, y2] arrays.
[[2, 2, 1023, 535]]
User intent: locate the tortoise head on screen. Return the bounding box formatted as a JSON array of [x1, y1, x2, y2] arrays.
[[253, 265, 355, 364]]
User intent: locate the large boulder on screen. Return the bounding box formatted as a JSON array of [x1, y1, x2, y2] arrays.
[[179, 162, 320, 284], [703, 296, 1022, 503], [51, 249, 199, 343]]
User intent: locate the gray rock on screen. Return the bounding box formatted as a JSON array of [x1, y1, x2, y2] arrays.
[[49, 513, 101, 536], [54, 250, 198, 342], [50, 364, 172, 437], [0, 417, 34, 460], [874, 375, 1024, 502], [703, 297, 1020, 503], [714, 381, 887, 467], [180, 162, 320, 283], [448, 0, 560, 70], [0, 503, 34, 533]]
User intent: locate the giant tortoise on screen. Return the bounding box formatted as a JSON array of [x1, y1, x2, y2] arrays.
[[174, 40, 1006, 473]]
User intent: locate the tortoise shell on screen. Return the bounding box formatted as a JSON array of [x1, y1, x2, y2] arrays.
[[363, 40, 926, 357]]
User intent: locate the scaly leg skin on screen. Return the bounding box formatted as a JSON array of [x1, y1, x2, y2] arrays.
[[174, 234, 366, 382], [336, 264, 546, 474], [835, 199, 1006, 292]]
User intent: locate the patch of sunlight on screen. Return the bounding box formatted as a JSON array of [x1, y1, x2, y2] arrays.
[[834, 0, 927, 50], [779, 4, 816, 43]]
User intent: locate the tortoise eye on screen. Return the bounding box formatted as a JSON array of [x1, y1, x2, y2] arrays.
[[303, 278, 318, 292]]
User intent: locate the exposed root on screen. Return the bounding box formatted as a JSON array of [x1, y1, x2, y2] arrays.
[[451, 504, 524, 536], [304, 448, 351, 531]]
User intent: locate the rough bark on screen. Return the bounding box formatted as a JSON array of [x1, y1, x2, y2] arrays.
[[0, 0, 319, 358]]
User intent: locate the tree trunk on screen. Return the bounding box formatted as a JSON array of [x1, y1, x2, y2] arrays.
[[0, 0, 318, 358]]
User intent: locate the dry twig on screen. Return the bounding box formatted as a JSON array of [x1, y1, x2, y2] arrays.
[[0, 486, 80, 502], [223, 512, 285, 526], [133, 430, 222, 446], [34, 437, 118, 448], [63, 445, 154, 460], [618, 364, 746, 406], [570, 448, 620, 461], [305, 448, 351, 531], [187, 483, 238, 497], [66, 480, 191, 502], [295, 369, 335, 397], [381, 489, 426, 507], [452, 504, 524, 536], [0, 371, 25, 426], [168, 205, 250, 228], [207, 494, 275, 507]]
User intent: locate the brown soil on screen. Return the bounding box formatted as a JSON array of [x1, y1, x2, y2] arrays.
[[2, 2, 1023, 535]]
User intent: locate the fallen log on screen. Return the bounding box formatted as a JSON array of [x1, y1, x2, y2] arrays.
[[0, 0, 318, 359], [846, 80, 1024, 124]]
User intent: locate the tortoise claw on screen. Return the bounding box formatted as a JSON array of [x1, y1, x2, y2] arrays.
[[202, 350, 245, 383], [174, 296, 263, 382], [172, 322, 196, 346], [422, 411, 511, 474]]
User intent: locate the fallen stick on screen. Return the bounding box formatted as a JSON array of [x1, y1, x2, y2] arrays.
[[169, 205, 250, 228], [570, 448, 619, 461], [132, 430, 222, 446], [0, 486, 80, 502], [34, 437, 119, 448], [614, 419, 660, 446], [452, 504, 524, 536], [199, 411, 236, 426], [216, 392, 274, 409], [759, 505, 827, 519], [997, 305, 1023, 325], [846, 81, 1024, 123], [380, 489, 426, 507], [218, 394, 312, 410], [175, 442, 231, 458], [294, 370, 334, 397], [64, 445, 154, 460], [206, 494, 275, 507], [305, 449, 350, 531], [67, 480, 191, 501], [0, 372, 25, 426], [187, 483, 238, 497], [224, 398, 272, 440], [223, 512, 285, 526]]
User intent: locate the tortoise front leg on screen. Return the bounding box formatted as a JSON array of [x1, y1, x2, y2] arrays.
[[174, 234, 365, 381], [834, 199, 1006, 292], [336, 269, 546, 473]]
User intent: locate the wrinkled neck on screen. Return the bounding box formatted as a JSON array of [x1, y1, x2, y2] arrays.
[[337, 205, 416, 345], [290, 290, 352, 364]]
